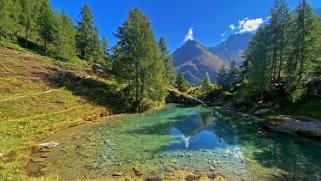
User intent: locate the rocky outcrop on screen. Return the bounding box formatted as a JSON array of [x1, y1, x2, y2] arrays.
[[166, 88, 204, 105], [265, 117, 321, 138]]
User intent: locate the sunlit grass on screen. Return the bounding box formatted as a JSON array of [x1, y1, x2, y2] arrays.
[[0, 47, 117, 180]]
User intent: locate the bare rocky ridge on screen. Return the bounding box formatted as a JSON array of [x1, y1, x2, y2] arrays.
[[208, 33, 253, 66], [172, 40, 225, 85]]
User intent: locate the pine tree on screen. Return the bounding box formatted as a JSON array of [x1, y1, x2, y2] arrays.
[[217, 65, 228, 89], [176, 74, 189, 92], [202, 72, 213, 93], [0, 0, 17, 40], [76, 4, 98, 61], [37, 0, 55, 52], [114, 8, 166, 110], [19, 0, 36, 47], [268, 0, 291, 81], [101, 36, 110, 63], [243, 27, 270, 102], [11, 0, 22, 40], [91, 28, 105, 63], [286, 0, 321, 101], [53, 10, 77, 61], [159, 37, 176, 85], [227, 59, 239, 88]]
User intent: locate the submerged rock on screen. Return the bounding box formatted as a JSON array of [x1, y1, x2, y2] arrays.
[[209, 165, 216, 171], [132, 167, 143, 176], [38, 142, 59, 149]]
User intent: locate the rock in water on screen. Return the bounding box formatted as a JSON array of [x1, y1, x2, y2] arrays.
[[39, 142, 59, 149], [209, 165, 216, 171]]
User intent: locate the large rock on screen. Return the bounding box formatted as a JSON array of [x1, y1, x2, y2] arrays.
[[265, 117, 321, 138], [39, 142, 59, 149], [166, 88, 204, 105], [254, 108, 272, 115]]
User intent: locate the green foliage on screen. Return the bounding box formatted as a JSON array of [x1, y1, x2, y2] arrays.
[[176, 74, 189, 92], [53, 11, 77, 61], [37, 0, 55, 52], [202, 72, 213, 93], [0, 39, 26, 51], [113, 8, 167, 110], [217, 65, 228, 88], [0, 0, 19, 40], [76, 4, 105, 63], [239, 0, 321, 103], [0, 0, 108, 64], [286, 0, 321, 101], [227, 60, 239, 87], [159, 37, 176, 85], [101, 36, 110, 63], [217, 60, 240, 90]]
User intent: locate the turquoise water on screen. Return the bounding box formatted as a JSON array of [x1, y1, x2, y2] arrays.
[[28, 104, 321, 180]]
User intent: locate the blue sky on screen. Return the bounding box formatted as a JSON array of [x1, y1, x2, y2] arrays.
[[50, 0, 321, 52]]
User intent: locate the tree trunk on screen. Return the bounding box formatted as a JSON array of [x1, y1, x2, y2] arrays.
[[135, 62, 139, 108], [25, 28, 29, 48], [44, 39, 47, 52], [278, 28, 284, 80]]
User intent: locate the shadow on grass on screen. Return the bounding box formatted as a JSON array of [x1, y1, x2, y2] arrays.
[[34, 66, 130, 113]]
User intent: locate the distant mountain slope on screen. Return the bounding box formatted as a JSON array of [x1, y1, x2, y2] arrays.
[[172, 40, 225, 85], [208, 33, 253, 65]]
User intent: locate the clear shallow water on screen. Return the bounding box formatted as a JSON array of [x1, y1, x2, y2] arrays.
[[28, 104, 321, 180]]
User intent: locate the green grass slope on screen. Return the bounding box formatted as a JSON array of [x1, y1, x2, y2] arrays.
[[0, 47, 125, 180]]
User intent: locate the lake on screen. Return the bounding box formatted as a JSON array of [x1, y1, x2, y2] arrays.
[[27, 104, 321, 180]]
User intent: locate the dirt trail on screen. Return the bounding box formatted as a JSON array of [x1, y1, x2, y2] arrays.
[[0, 89, 59, 103]]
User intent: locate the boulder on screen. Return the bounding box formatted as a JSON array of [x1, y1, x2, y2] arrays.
[[265, 117, 321, 138], [38, 142, 59, 149], [166, 88, 204, 105], [254, 108, 272, 115]]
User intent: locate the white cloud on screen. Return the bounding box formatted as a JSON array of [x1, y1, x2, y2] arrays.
[[237, 17, 263, 34], [229, 24, 235, 31], [221, 32, 226, 38], [184, 27, 194, 41]]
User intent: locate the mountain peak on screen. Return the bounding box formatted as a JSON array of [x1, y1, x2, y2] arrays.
[[208, 33, 253, 65], [172, 40, 225, 85]]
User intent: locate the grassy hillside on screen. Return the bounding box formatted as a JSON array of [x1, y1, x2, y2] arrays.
[[0, 46, 126, 180]]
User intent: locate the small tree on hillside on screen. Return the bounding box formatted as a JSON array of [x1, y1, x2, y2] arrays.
[[202, 72, 213, 93], [37, 0, 55, 52], [176, 74, 189, 92], [217, 65, 228, 89], [53, 10, 77, 61], [159, 37, 176, 85], [227, 59, 240, 88]]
